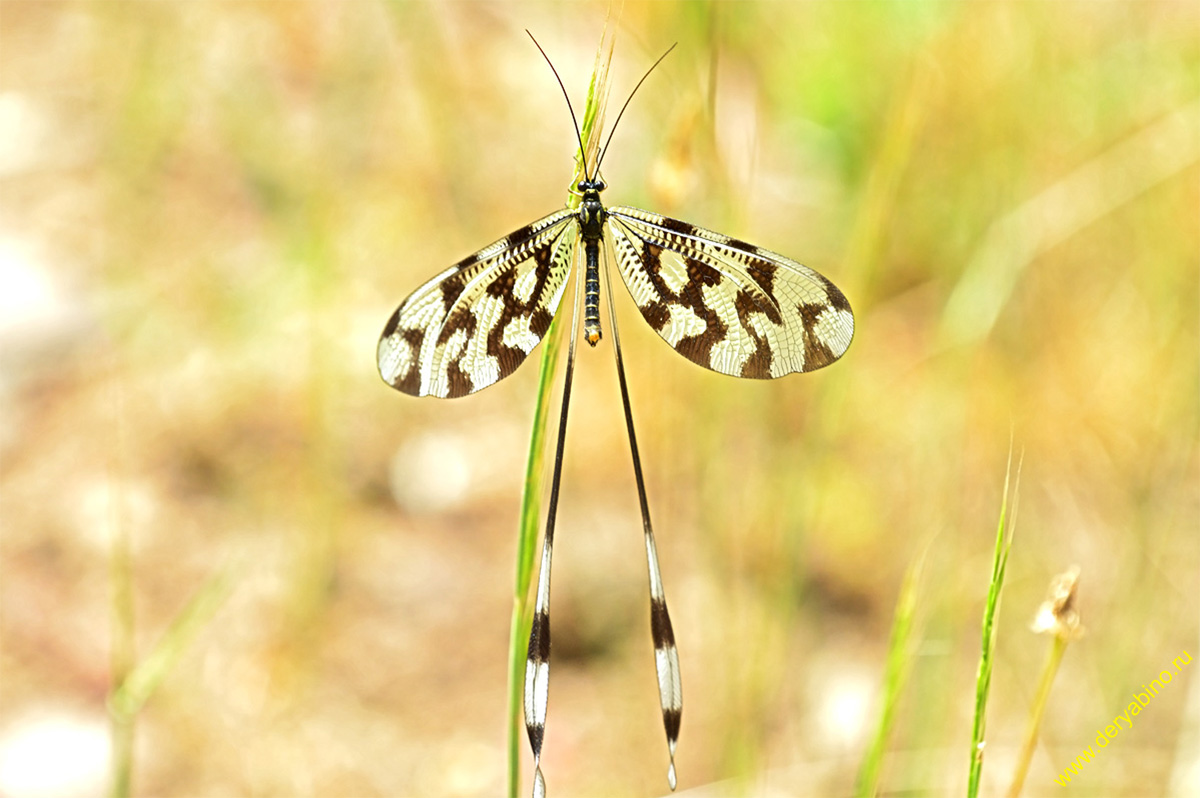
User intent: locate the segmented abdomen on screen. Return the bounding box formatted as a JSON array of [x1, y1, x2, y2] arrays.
[[584, 240, 602, 345]]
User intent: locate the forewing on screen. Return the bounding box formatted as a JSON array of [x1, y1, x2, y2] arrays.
[[607, 207, 853, 379], [378, 210, 578, 398]]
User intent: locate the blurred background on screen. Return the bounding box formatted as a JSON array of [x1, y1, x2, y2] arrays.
[[1, 1, 1196, 796]]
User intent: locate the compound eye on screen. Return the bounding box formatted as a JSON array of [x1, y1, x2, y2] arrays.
[[594, 179, 606, 191]]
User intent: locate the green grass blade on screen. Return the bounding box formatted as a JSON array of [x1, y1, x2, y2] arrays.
[[504, 26, 614, 798], [967, 451, 1022, 798], [855, 549, 925, 797], [109, 565, 237, 719], [108, 563, 236, 797], [109, 449, 135, 798]]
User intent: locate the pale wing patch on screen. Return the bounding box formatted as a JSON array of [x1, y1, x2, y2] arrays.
[[656, 648, 682, 711], [377, 333, 416, 390], [813, 306, 855, 358], [502, 313, 541, 353], [442, 328, 468, 362], [660, 302, 707, 347], [657, 249, 690, 294], [513, 260, 541, 302]]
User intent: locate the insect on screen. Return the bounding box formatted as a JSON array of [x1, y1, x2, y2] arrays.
[[377, 34, 854, 798]]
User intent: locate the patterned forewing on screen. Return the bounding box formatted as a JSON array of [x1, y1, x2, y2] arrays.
[[378, 210, 578, 398], [607, 207, 853, 379]]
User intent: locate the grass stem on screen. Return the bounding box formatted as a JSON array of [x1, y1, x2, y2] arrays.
[[108, 565, 235, 796], [1006, 635, 1067, 797], [1007, 566, 1082, 797], [967, 450, 1022, 798], [854, 551, 924, 797]]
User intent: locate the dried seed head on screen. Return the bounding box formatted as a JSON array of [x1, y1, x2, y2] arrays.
[[1031, 565, 1084, 640]]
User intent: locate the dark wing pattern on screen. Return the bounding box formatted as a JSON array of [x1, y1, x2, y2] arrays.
[[377, 210, 578, 398], [606, 207, 854, 379]]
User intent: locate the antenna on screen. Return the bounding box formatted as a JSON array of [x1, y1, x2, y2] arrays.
[[526, 30, 591, 181], [594, 42, 677, 176]]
